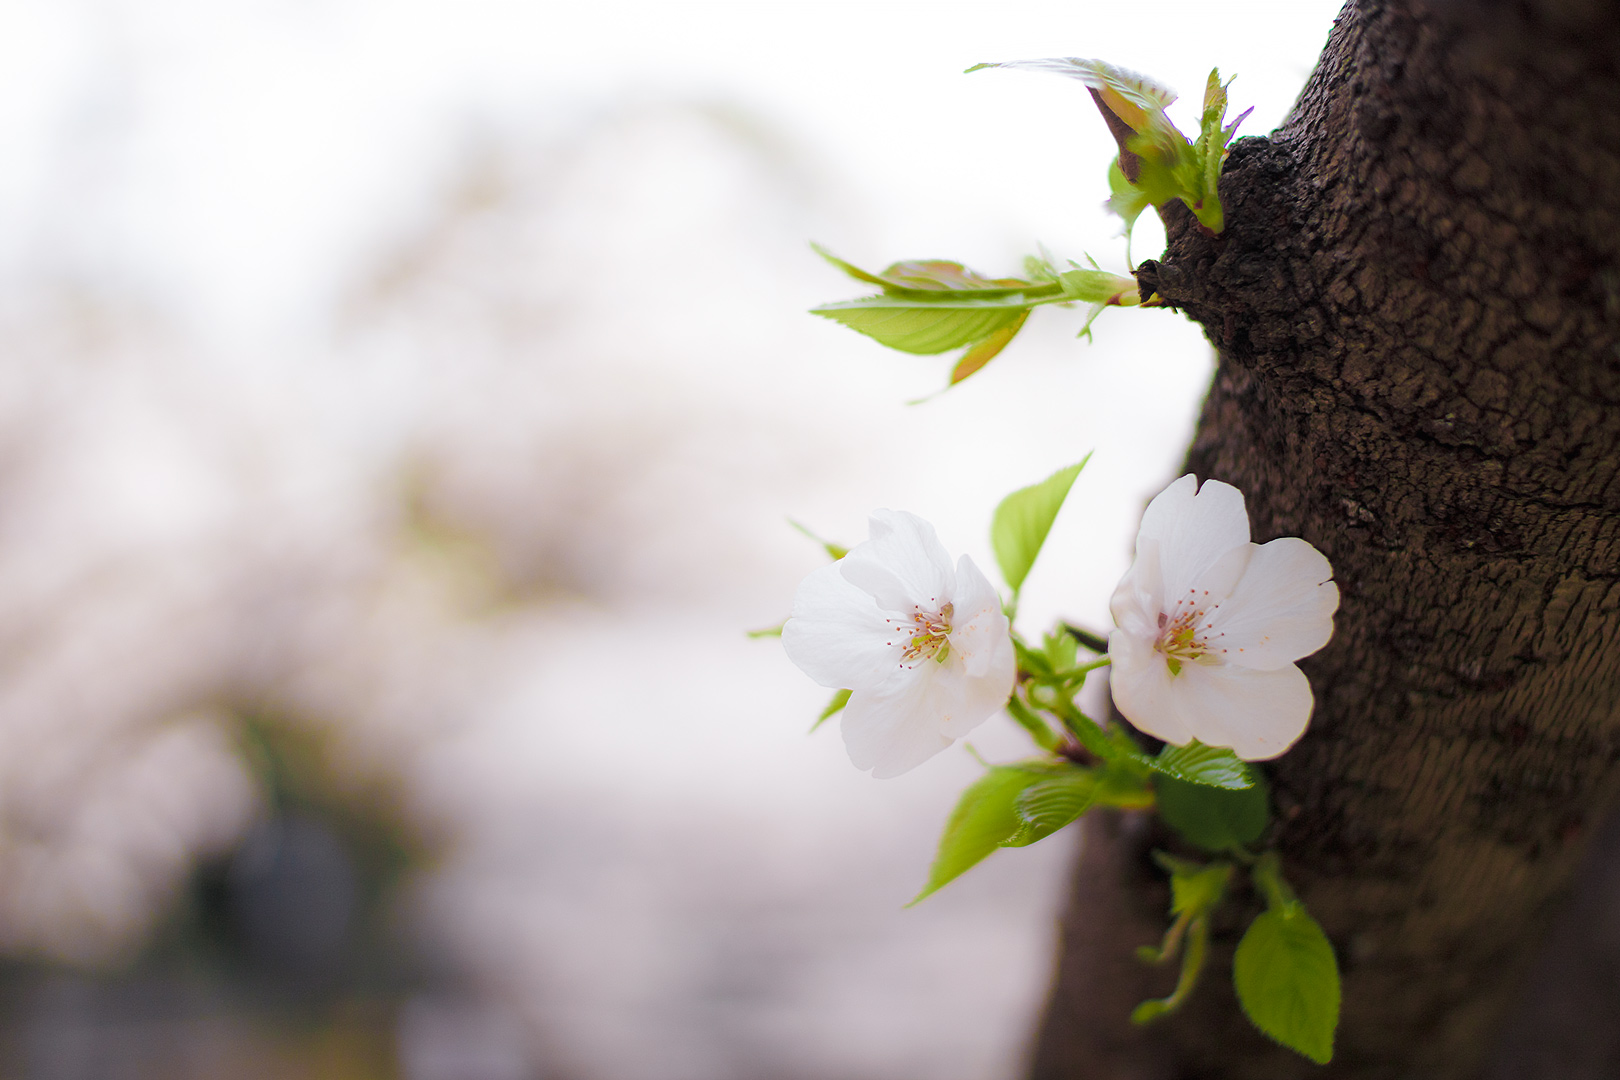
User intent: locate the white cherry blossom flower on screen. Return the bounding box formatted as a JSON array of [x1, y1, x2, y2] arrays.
[[782, 510, 1016, 778], [1109, 475, 1339, 761]]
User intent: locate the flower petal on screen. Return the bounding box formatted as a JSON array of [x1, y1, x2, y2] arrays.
[[782, 560, 901, 690], [841, 667, 985, 778], [1107, 627, 1194, 747], [947, 628, 1017, 725], [837, 509, 956, 616], [1137, 475, 1251, 600], [947, 554, 1010, 679], [1110, 537, 1165, 638], [1211, 538, 1339, 670], [1169, 661, 1314, 761]]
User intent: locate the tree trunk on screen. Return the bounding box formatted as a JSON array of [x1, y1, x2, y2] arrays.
[[1029, 1, 1620, 1076]]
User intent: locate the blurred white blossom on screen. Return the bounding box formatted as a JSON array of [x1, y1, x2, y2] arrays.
[[783, 510, 1015, 778], [1108, 475, 1338, 760]]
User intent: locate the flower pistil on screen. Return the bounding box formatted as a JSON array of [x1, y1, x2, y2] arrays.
[[1155, 589, 1223, 676], [895, 602, 954, 667]]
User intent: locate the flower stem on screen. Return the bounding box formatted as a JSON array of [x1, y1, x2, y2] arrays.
[[1004, 693, 1062, 751], [1036, 692, 1116, 761], [1131, 913, 1212, 1024], [1059, 656, 1111, 685]]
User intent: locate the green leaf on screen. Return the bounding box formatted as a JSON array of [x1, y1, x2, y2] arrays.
[[1006, 768, 1097, 846], [991, 456, 1090, 594], [1106, 159, 1150, 256], [1125, 128, 1201, 210], [808, 688, 852, 733], [969, 58, 1249, 236], [812, 244, 1037, 299], [812, 242, 895, 288], [1156, 770, 1270, 853], [1183, 68, 1252, 234], [1148, 741, 1255, 789], [1011, 636, 1054, 678], [1194, 69, 1228, 224], [911, 764, 1059, 902], [812, 295, 1033, 355], [1234, 907, 1340, 1064], [1041, 628, 1079, 674], [1075, 301, 1108, 344], [1226, 106, 1255, 142], [878, 259, 1025, 292], [1092, 762, 1155, 809], [1168, 860, 1232, 917], [1105, 721, 1149, 760], [969, 57, 1179, 148], [746, 621, 784, 639], [1058, 267, 1139, 305], [1022, 253, 1060, 282], [1062, 252, 1137, 341], [951, 309, 1029, 384], [810, 246, 1066, 376]]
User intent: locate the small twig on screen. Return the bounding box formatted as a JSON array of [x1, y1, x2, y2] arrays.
[[1063, 623, 1110, 655], [1088, 89, 1142, 181], [1057, 739, 1100, 767]]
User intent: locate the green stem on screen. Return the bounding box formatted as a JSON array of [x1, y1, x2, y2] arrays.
[[1137, 907, 1192, 965], [1035, 691, 1116, 760], [1004, 693, 1061, 752], [1058, 656, 1111, 684], [1027, 290, 1101, 309], [1131, 914, 1212, 1024], [1251, 851, 1298, 912], [1225, 844, 1258, 866]]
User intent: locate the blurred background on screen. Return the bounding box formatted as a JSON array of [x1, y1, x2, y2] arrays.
[[0, 2, 1339, 1077]]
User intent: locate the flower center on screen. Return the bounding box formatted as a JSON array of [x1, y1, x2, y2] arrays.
[[894, 602, 954, 667], [1154, 589, 1222, 676]]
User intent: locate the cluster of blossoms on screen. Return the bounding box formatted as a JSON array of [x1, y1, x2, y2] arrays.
[[783, 475, 1338, 776], [789, 54, 1345, 1066]]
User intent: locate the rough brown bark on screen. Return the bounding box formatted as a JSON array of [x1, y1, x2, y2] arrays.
[[1030, 1, 1620, 1077]]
